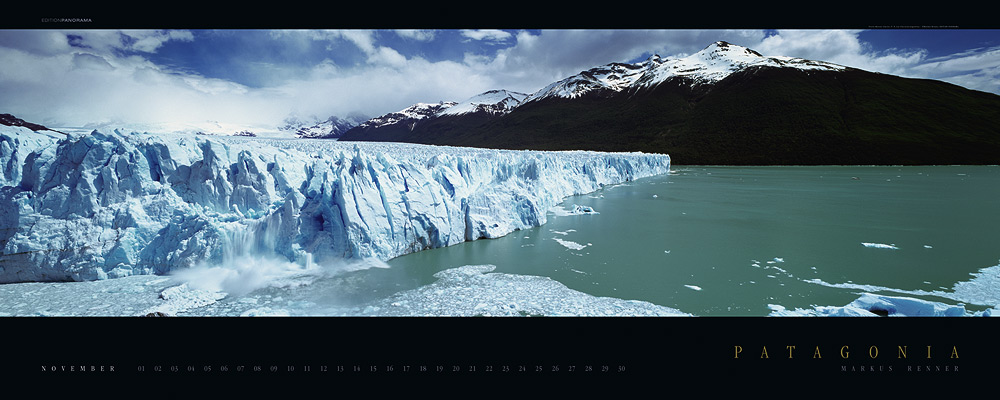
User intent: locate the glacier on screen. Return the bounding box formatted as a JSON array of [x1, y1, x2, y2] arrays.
[[0, 125, 670, 283]]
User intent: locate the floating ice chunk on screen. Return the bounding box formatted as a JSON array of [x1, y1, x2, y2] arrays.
[[848, 293, 966, 316], [552, 204, 600, 216], [553, 238, 587, 250], [777, 293, 969, 317], [571, 205, 599, 214], [862, 242, 899, 250]]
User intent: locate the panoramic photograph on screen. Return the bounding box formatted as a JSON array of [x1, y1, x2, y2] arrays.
[[1, 28, 998, 320]]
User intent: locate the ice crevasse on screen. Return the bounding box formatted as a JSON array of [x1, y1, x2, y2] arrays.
[[0, 126, 670, 283]]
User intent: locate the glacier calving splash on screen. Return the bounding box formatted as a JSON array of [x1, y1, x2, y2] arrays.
[[0, 126, 670, 283]]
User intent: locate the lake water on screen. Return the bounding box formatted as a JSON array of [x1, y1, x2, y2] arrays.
[[377, 165, 1000, 316], [5, 165, 997, 317]]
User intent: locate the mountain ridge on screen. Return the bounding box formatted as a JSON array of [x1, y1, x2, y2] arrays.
[[339, 41, 1000, 165]]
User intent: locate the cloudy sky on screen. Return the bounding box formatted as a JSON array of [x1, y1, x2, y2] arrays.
[[1, 29, 998, 133]]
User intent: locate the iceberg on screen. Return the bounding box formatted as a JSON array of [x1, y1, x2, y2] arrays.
[[0, 126, 670, 283], [768, 293, 971, 317], [862, 242, 899, 250]]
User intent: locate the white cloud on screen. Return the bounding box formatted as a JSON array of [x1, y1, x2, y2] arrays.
[[277, 29, 415, 68], [0, 30, 492, 131], [123, 30, 195, 53], [939, 67, 1000, 94], [754, 29, 929, 77], [910, 46, 1000, 93], [368, 46, 409, 68], [916, 46, 1000, 75], [460, 29, 513, 42], [755, 29, 1000, 93], [2, 29, 997, 134], [334, 29, 378, 54], [71, 53, 115, 71], [395, 29, 436, 41], [756, 30, 868, 65], [466, 29, 767, 94], [270, 57, 492, 120], [0, 32, 262, 129], [0, 30, 74, 55]]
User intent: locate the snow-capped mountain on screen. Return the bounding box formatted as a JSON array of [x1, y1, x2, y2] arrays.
[[526, 56, 665, 101], [280, 113, 369, 139], [341, 41, 1000, 165], [633, 40, 845, 87], [356, 101, 458, 130], [438, 90, 529, 116], [524, 41, 846, 102], [338, 92, 527, 141], [0, 113, 65, 134], [343, 41, 851, 142]]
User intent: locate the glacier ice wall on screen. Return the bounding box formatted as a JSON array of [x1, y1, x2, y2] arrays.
[[0, 126, 670, 283]]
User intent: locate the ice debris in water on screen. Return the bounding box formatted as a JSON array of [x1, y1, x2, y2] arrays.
[[774, 261, 1000, 317], [358, 265, 689, 316], [141, 283, 227, 316]]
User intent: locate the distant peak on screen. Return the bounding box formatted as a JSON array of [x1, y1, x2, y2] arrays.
[[0, 113, 66, 135], [698, 41, 764, 58]]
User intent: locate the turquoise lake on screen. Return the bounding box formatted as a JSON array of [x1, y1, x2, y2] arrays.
[[379, 165, 1000, 316]]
